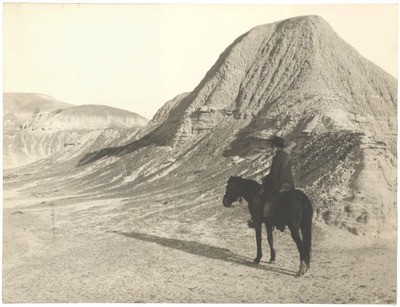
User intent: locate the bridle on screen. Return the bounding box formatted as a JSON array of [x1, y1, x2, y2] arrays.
[[226, 177, 261, 203], [225, 180, 238, 204]]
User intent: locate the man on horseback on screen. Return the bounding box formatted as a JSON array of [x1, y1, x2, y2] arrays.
[[248, 136, 295, 231]]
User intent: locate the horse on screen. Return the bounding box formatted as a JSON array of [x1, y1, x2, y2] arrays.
[[222, 176, 313, 277]]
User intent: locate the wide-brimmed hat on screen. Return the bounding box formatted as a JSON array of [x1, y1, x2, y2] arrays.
[[267, 136, 286, 148]]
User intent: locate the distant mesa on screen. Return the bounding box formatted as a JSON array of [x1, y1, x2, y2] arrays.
[[3, 93, 73, 114], [4, 93, 148, 131], [3, 92, 149, 168]]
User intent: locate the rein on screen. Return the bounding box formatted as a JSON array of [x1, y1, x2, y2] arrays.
[[226, 177, 263, 206], [238, 178, 262, 205], [248, 186, 262, 200]]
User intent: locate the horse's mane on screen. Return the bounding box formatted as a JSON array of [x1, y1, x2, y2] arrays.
[[231, 176, 261, 188]]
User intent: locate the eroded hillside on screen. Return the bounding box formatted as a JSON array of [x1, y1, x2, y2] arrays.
[[4, 16, 397, 236]]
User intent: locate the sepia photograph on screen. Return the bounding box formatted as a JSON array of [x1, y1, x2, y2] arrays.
[[3, 2, 398, 303]]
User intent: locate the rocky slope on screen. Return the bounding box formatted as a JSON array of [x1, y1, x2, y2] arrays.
[[123, 15, 396, 150], [4, 16, 397, 237], [3, 93, 148, 168]]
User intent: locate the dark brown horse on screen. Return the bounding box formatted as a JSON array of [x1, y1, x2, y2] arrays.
[[222, 176, 313, 277]]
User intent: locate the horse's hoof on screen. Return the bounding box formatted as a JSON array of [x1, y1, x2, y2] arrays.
[[296, 267, 307, 277], [253, 258, 261, 264], [268, 259, 276, 264], [247, 220, 255, 228], [295, 272, 303, 278]]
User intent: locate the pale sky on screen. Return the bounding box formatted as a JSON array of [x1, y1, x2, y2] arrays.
[[4, 3, 398, 118]]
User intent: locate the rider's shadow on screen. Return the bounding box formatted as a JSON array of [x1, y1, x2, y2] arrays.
[[110, 230, 297, 277]]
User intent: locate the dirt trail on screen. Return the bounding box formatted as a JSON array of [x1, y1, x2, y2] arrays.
[[3, 195, 396, 303]]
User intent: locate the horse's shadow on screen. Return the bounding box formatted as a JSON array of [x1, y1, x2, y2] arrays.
[[110, 230, 297, 277]]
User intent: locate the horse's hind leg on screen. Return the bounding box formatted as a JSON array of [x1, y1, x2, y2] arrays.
[[301, 220, 312, 269], [253, 224, 262, 264], [288, 224, 307, 277], [266, 221, 276, 263]]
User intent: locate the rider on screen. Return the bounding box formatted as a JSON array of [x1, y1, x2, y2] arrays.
[[248, 136, 295, 231]]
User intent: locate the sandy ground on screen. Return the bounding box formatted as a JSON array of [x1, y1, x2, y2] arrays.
[[3, 194, 397, 303]]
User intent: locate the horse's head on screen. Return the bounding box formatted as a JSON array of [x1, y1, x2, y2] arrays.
[[222, 176, 242, 208]]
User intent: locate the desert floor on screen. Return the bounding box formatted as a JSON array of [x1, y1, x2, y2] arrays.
[[3, 192, 397, 303]]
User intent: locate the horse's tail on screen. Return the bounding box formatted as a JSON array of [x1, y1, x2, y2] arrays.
[[300, 194, 313, 268]]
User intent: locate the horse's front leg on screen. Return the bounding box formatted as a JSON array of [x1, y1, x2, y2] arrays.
[[266, 220, 276, 263], [253, 224, 262, 264]]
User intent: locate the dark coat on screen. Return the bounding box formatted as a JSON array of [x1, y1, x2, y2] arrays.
[[263, 149, 295, 197]]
